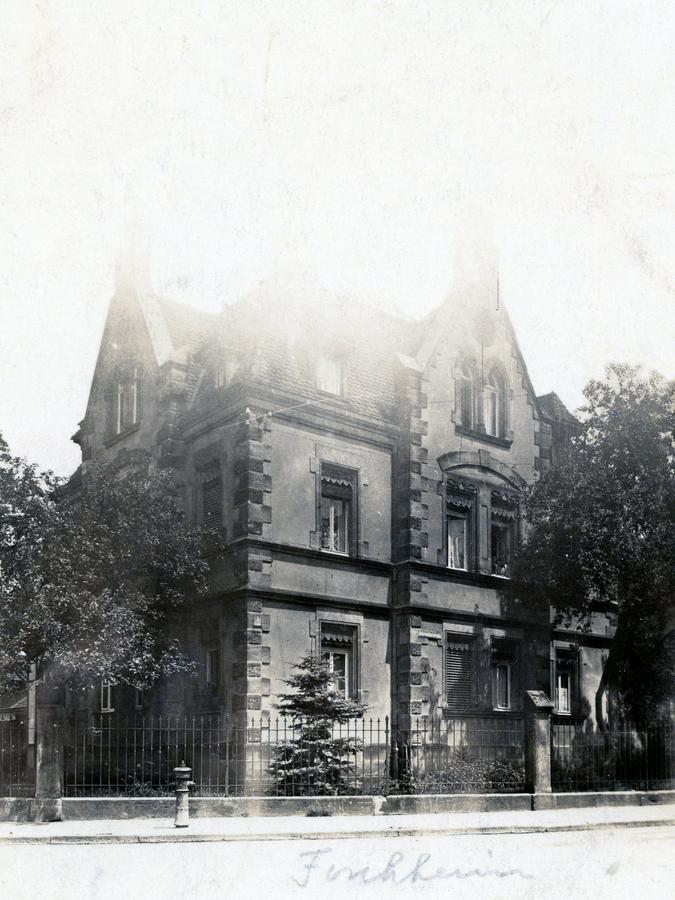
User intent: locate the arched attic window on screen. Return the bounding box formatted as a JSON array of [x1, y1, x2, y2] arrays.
[[112, 365, 140, 436], [483, 366, 508, 439], [459, 363, 478, 430]]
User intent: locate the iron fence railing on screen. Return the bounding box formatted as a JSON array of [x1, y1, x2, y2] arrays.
[[0, 710, 32, 798], [62, 713, 675, 797], [551, 719, 675, 792], [62, 713, 526, 797]]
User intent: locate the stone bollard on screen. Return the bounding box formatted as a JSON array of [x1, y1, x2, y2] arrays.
[[525, 690, 555, 810], [174, 762, 194, 828]]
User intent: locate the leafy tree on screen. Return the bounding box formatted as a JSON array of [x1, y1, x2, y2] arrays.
[[269, 655, 367, 795], [0, 434, 210, 697], [511, 365, 675, 728]]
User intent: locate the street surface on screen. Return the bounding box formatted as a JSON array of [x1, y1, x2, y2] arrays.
[[1, 824, 673, 900]]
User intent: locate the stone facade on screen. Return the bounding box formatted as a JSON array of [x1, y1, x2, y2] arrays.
[[70, 264, 614, 742]]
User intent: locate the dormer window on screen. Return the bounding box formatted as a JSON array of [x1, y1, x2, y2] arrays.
[[115, 367, 139, 435], [215, 359, 238, 390], [316, 356, 342, 395]]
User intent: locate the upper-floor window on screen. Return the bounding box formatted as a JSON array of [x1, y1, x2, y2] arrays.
[[491, 520, 512, 577], [198, 465, 224, 529], [316, 356, 343, 395], [484, 367, 507, 438], [115, 367, 140, 435], [320, 463, 357, 555], [446, 476, 477, 572], [490, 491, 518, 578], [321, 622, 358, 699], [447, 514, 468, 570], [459, 363, 477, 430]]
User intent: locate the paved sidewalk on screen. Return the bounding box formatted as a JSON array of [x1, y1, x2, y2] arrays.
[[1, 802, 674, 844]]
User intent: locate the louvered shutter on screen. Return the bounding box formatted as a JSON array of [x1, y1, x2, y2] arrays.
[[445, 639, 475, 712], [202, 475, 223, 527]]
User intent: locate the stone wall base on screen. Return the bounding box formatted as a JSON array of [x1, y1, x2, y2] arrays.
[[2, 790, 672, 822], [0, 798, 62, 822]]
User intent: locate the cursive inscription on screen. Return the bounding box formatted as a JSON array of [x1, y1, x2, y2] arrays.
[[292, 848, 533, 887]]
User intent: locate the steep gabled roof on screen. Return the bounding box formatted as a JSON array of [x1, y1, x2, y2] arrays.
[[153, 297, 217, 353], [207, 276, 409, 423], [537, 391, 578, 425]]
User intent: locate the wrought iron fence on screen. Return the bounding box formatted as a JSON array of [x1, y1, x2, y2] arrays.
[[0, 710, 32, 798], [63, 713, 526, 797], [551, 719, 674, 792]]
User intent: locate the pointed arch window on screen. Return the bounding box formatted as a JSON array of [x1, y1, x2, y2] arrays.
[[483, 367, 508, 438], [459, 363, 477, 430], [112, 366, 140, 436]]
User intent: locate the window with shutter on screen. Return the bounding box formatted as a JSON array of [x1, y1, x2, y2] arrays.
[[201, 475, 223, 527], [444, 637, 475, 712]]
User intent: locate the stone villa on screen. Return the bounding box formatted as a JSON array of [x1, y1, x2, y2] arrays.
[[70, 244, 612, 734]]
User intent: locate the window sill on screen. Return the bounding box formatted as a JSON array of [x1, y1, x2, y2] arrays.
[[319, 548, 353, 558], [315, 388, 345, 400], [441, 708, 523, 719], [455, 425, 512, 449], [444, 564, 512, 583], [104, 422, 141, 448]]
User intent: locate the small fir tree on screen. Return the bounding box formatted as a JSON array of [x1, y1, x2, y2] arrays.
[[270, 655, 367, 796]]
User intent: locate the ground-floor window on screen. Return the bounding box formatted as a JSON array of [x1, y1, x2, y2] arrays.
[[491, 639, 518, 710], [444, 635, 476, 712], [100, 682, 114, 713], [320, 622, 358, 699], [492, 662, 511, 710], [206, 647, 220, 688], [553, 648, 579, 714]]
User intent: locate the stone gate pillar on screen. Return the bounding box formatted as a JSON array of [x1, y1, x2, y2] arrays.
[[525, 689, 555, 809], [33, 701, 65, 821]]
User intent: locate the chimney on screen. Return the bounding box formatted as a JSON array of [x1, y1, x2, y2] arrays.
[[449, 203, 499, 308], [114, 207, 152, 297]]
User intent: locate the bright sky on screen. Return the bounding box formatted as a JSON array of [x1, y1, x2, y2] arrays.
[[1, 1, 674, 476]]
